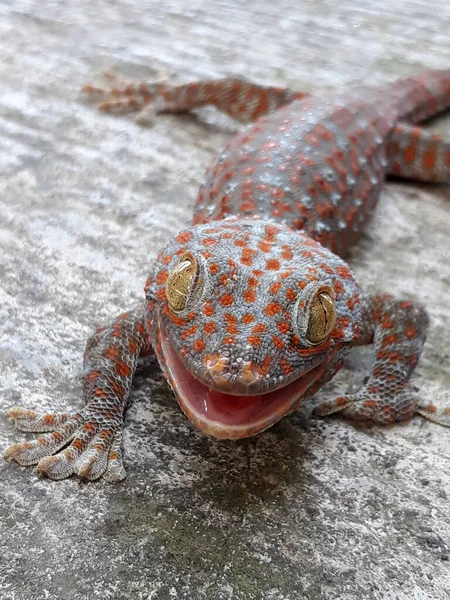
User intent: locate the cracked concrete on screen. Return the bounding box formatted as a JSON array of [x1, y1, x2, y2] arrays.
[[0, 1, 449, 599]]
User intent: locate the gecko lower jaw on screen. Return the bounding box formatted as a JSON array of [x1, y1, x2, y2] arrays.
[[160, 328, 325, 439]]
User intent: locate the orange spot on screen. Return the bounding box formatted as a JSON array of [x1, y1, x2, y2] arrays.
[[266, 259, 280, 271], [264, 302, 281, 317], [194, 340, 205, 352], [241, 248, 256, 266], [399, 301, 412, 309], [244, 289, 257, 303], [269, 282, 282, 294], [220, 293, 234, 307], [202, 238, 217, 246], [319, 263, 334, 275], [175, 231, 192, 244], [164, 306, 187, 326], [182, 325, 198, 339], [252, 323, 266, 334], [260, 355, 271, 375], [85, 370, 101, 382], [279, 357, 292, 374], [281, 245, 293, 260], [104, 347, 119, 360], [272, 335, 285, 349], [280, 270, 293, 280], [259, 241, 272, 252], [255, 89, 269, 117], [242, 313, 255, 324], [336, 266, 351, 280], [286, 288, 296, 302], [423, 146, 437, 170], [382, 334, 398, 346], [333, 280, 344, 295], [248, 335, 262, 347], [203, 301, 215, 316], [264, 224, 279, 242], [204, 322, 216, 335], [115, 362, 132, 377], [144, 276, 152, 293], [404, 145, 416, 164], [363, 400, 377, 408], [405, 326, 416, 339], [156, 269, 168, 285], [209, 263, 220, 275], [225, 313, 239, 335]]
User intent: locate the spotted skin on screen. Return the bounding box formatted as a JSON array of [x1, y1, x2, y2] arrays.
[[5, 70, 450, 480], [388, 123, 450, 183]]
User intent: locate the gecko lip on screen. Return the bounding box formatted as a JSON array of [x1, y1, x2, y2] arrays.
[[160, 329, 325, 439]]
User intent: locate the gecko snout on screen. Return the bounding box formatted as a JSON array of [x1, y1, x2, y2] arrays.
[[203, 353, 265, 393]]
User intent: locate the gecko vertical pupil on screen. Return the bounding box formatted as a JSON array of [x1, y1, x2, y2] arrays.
[[306, 291, 336, 344], [166, 256, 196, 312]]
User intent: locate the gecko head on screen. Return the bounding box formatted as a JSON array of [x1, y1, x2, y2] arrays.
[[145, 218, 360, 439]]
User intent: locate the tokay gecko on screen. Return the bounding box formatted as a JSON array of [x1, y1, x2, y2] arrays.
[[4, 69, 450, 481]]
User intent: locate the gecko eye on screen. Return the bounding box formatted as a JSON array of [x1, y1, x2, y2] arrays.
[[166, 255, 197, 312], [306, 291, 336, 344]]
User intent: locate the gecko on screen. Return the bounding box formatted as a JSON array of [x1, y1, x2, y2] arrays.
[[4, 69, 450, 481]]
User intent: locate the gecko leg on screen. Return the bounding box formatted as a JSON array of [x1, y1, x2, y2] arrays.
[[387, 123, 450, 183], [314, 294, 450, 426], [82, 73, 308, 124], [4, 307, 152, 481]]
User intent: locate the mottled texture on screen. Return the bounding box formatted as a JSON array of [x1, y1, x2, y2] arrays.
[[1, 1, 450, 599]]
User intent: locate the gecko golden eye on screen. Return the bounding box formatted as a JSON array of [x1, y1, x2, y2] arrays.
[[306, 291, 336, 344], [166, 256, 197, 312]]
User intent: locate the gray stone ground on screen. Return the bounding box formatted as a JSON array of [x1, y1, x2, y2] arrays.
[[0, 1, 449, 598]]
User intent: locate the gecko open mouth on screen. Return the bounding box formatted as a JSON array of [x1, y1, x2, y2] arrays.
[[160, 328, 324, 439]]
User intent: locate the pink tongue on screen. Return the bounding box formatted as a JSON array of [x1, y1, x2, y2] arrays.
[[182, 376, 282, 426]]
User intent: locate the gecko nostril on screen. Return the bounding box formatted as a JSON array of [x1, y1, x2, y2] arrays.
[[204, 353, 263, 388]]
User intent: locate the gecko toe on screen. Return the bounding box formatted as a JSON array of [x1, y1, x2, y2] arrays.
[[7, 406, 72, 433], [73, 433, 113, 481], [4, 421, 78, 466], [103, 431, 126, 482], [37, 453, 76, 480]]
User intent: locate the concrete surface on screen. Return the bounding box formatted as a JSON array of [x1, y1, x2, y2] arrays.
[[0, 1, 449, 599]]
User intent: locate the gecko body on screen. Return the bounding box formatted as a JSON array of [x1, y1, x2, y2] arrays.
[[5, 69, 450, 480]]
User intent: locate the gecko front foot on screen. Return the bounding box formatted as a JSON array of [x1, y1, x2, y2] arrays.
[[315, 386, 450, 427], [81, 70, 170, 125], [314, 386, 420, 424], [4, 406, 126, 482]]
